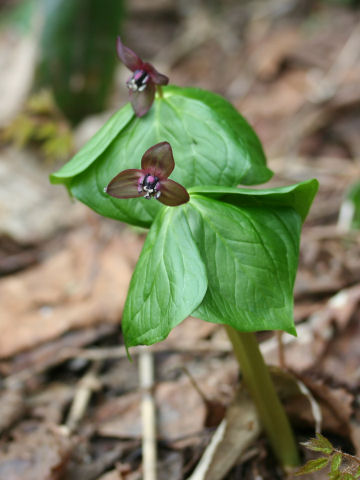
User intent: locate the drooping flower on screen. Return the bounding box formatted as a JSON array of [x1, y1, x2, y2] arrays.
[[104, 142, 189, 207], [116, 37, 169, 117]]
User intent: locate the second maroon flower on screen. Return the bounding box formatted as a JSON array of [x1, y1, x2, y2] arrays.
[[117, 37, 169, 117]]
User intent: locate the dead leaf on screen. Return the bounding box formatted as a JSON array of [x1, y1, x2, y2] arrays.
[[65, 443, 127, 480], [0, 148, 86, 243], [250, 26, 300, 80], [0, 324, 116, 377], [95, 377, 207, 446], [0, 389, 25, 433], [187, 388, 261, 480], [283, 373, 354, 437], [0, 228, 143, 358], [28, 383, 74, 425], [0, 424, 72, 480], [96, 471, 123, 480], [263, 284, 360, 372]]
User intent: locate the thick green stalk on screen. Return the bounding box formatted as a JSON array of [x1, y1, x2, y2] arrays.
[[225, 326, 300, 469]]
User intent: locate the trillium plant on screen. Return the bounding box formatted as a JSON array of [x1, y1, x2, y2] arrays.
[[51, 38, 319, 470]]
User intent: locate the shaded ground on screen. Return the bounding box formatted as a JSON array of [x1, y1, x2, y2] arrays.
[[0, 1, 360, 479]]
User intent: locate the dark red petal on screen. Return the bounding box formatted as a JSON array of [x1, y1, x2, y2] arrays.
[[129, 82, 155, 117], [105, 169, 144, 199], [158, 179, 189, 206], [116, 37, 143, 72], [144, 62, 169, 85], [141, 142, 175, 178]]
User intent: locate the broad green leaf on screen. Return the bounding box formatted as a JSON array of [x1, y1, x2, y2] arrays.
[[51, 86, 272, 228], [342, 474, 356, 480], [331, 453, 343, 472], [302, 433, 334, 455], [167, 86, 271, 186], [50, 103, 134, 184], [295, 457, 329, 476], [123, 206, 207, 347], [189, 179, 319, 223], [184, 196, 302, 334]]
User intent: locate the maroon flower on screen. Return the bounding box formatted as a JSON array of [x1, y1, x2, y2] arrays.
[[105, 142, 189, 207], [117, 37, 169, 117]]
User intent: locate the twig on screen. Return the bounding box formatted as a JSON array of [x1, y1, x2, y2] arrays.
[[3, 340, 231, 387], [334, 450, 360, 466], [308, 24, 360, 104], [59, 340, 231, 361], [139, 348, 157, 480], [63, 360, 102, 433], [276, 331, 286, 369], [182, 365, 209, 403], [295, 377, 322, 434]]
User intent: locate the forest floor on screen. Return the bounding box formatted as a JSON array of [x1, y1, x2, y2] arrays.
[[0, 1, 359, 479]]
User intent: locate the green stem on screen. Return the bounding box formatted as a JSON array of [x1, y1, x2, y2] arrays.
[[225, 326, 300, 469], [156, 85, 163, 98]]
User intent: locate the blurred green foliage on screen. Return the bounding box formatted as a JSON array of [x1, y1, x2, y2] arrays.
[[344, 182, 360, 229], [0, 0, 37, 32], [36, 0, 125, 124], [2, 90, 73, 161], [296, 434, 360, 479]]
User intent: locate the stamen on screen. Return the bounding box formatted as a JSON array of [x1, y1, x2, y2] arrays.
[[140, 174, 160, 200], [126, 70, 150, 92]]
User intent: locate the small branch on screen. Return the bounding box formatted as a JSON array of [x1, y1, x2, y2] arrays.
[[182, 366, 209, 403], [64, 360, 102, 433], [334, 450, 360, 466], [276, 331, 286, 369], [295, 378, 322, 434], [139, 348, 157, 480]]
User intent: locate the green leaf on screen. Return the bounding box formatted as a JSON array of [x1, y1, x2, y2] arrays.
[[302, 433, 334, 455], [331, 453, 343, 472], [168, 86, 271, 186], [340, 180, 360, 230], [189, 179, 319, 223], [184, 196, 302, 334], [342, 474, 356, 480], [50, 103, 134, 185], [123, 206, 207, 347], [51, 86, 272, 228], [329, 472, 342, 480], [295, 457, 329, 475]]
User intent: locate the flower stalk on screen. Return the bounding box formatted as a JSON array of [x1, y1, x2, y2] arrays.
[[225, 325, 300, 469]]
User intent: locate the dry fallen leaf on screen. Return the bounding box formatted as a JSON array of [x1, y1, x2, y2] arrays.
[[0, 227, 143, 358], [0, 389, 25, 434], [187, 388, 261, 480], [95, 377, 207, 447], [0, 424, 72, 480]]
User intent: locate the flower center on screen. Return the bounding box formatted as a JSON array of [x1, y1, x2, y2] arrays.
[[127, 70, 150, 92], [138, 174, 161, 200]]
